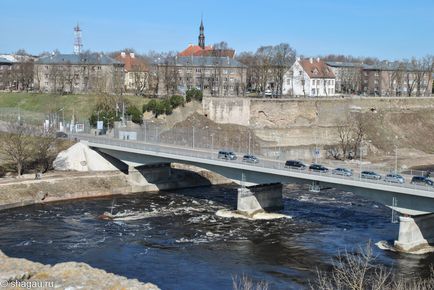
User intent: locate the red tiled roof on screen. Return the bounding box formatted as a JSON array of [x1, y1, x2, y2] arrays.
[[178, 44, 235, 58], [299, 58, 335, 78], [114, 53, 148, 72]]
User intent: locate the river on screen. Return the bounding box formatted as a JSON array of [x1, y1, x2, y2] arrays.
[[0, 185, 433, 289]]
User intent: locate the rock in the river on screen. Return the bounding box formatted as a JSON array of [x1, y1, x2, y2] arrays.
[[0, 250, 159, 290]]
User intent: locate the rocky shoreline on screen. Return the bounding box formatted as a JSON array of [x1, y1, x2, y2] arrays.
[[0, 250, 159, 290]]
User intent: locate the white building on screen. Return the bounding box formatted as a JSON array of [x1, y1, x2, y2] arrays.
[[283, 58, 336, 97]]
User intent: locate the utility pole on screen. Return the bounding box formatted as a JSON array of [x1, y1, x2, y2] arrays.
[[314, 129, 318, 164], [248, 132, 251, 155], [192, 126, 195, 149], [395, 145, 398, 173], [359, 138, 363, 178]]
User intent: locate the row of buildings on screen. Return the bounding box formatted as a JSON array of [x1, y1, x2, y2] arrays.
[[1, 21, 432, 97]]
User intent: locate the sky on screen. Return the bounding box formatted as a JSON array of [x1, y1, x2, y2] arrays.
[[0, 0, 433, 60]]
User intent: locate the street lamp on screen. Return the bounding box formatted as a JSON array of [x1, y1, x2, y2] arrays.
[[248, 132, 251, 155], [395, 144, 398, 173], [359, 138, 371, 177]]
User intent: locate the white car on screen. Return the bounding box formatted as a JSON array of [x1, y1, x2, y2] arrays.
[[264, 89, 272, 97]]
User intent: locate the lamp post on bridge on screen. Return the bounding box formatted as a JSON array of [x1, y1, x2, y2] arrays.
[[248, 132, 251, 155], [395, 145, 398, 173], [192, 126, 195, 149]]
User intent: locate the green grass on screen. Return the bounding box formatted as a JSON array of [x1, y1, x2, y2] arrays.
[[0, 92, 149, 122]]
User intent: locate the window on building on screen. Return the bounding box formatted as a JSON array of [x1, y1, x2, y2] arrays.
[[311, 89, 315, 95], [286, 78, 291, 85], [312, 80, 315, 86], [299, 70, 303, 76]]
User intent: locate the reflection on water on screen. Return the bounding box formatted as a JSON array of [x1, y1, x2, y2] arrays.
[[0, 185, 433, 289]]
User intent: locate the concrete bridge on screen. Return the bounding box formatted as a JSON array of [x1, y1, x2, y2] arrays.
[[78, 135, 434, 253]]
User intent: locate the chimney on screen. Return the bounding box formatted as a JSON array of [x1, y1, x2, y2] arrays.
[[130, 52, 135, 58], [121, 52, 126, 58], [316, 57, 320, 62], [309, 58, 313, 64]]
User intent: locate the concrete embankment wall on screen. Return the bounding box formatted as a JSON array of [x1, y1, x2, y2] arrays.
[[0, 164, 231, 211], [0, 172, 132, 211]]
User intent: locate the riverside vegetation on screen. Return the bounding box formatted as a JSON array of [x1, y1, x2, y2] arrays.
[[0, 123, 71, 177]]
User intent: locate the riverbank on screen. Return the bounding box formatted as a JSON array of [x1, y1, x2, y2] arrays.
[[0, 250, 159, 289], [0, 163, 231, 211]]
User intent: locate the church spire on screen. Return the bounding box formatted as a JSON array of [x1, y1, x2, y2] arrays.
[[198, 16, 205, 49]]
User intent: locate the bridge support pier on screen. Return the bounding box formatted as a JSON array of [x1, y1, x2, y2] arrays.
[[237, 183, 283, 216], [394, 214, 434, 253]]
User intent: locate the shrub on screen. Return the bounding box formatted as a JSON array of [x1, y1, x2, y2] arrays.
[[143, 99, 157, 113], [89, 110, 120, 128], [143, 99, 174, 117], [186, 88, 203, 102], [169, 95, 185, 109], [126, 105, 143, 124]]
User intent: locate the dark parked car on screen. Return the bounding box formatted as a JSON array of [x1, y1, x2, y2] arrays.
[[411, 176, 434, 186], [361, 171, 381, 180], [309, 164, 329, 173], [285, 160, 306, 170], [242, 154, 259, 163], [218, 150, 237, 160], [332, 167, 353, 176], [384, 174, 405, 184], [55, 132, 68, 138]]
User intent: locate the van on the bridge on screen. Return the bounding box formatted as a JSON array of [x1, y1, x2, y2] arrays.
[[218, 150, 237, 160], [284, 160, 306, 170]]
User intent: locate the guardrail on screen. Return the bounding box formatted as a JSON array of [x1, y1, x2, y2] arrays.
[[74, 133, 434, 194]]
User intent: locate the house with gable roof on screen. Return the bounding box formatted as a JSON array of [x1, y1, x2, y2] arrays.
[[283, 57, 336, 97]]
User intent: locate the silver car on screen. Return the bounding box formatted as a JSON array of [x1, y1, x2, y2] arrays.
[[384, 173, 405, 184], [332, 167, 353, 177]]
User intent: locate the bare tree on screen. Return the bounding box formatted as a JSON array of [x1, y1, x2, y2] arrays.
[[232, 274, 269, 290], [270, 43, 296, 97], [255, 46, 273, 96], [0, 123, 34, 176], [160, 53, 179, 96], [311, 241, 434, 290], [32, 128, 57, 173], [237, 52, 258, 93]]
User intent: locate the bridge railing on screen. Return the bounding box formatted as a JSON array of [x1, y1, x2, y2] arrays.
[[77, 134, 434, 193]]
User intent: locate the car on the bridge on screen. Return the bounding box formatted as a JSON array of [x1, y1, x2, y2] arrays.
[[384, 173, 405, 184], [242, 154, 259, 163], [284, 160, 307, 170], [218, 150, 237, 160], [361, 171, 382, 180], [410, 176, 434, 186], [309, 164, 329, 173], [332, 167, 353, 176]]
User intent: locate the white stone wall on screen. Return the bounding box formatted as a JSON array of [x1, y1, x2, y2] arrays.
[[202, 97, 250, 126]]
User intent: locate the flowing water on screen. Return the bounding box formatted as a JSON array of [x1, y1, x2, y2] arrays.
[[0, 185, 433, 289]]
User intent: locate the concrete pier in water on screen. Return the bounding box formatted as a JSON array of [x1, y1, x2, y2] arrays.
[[237, 183, 283, 215], [394, 214, 434, 253]]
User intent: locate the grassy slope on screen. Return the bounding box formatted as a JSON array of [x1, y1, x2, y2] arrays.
[[0, 92, 149, 122]]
